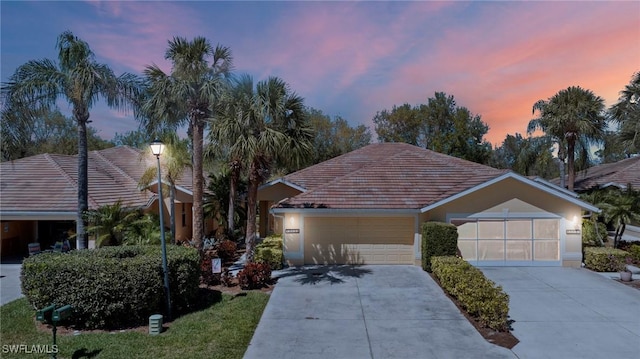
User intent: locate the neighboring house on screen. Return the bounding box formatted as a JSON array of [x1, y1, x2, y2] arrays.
[[258, 143, 599, 267], [567, 156, 640, 192], [0, 146, 199, 259]]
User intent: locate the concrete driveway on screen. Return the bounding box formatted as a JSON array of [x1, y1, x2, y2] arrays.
[[244, 265, 514, 359], [0, 261, 23, 306], [481, 267, 640, 359]]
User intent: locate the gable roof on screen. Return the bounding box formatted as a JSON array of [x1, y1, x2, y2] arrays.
[[568, 156, 640, 191], [0, 146, 192, 218], [273, 143, 508, 209], [265, 142, 599, 213]]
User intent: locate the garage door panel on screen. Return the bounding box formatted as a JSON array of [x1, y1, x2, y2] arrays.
[[304, 217, 414, 265]]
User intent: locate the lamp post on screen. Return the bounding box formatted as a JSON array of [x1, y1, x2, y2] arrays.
[[150, 139, 172, 320]]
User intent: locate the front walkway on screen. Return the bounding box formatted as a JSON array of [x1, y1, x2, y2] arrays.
[[244, 265, 515, 359], [481, 267, 640, 359]]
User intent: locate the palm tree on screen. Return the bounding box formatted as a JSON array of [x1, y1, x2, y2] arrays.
[[609, 72, 640, 155], [84, 201, 139, 247], [599, 186, 640, 248], [141, 36, 232, 250], [210, 76, 313, 261], [2, 31, 140, 249], [139, 132, 191, 243], [528, 86, 607, 191]]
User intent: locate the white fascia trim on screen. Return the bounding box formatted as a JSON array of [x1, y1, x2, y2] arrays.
[[142, 180, 193, 196], [271, 208, 420, 215], [420, 172, 601, 213], [0, 211, 76, 221], [259, 178, 307, 193]]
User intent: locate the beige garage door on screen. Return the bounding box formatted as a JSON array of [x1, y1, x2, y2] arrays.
[[304, 217, 415, 265]]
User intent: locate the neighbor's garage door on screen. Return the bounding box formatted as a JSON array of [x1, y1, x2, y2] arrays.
[[453, 218, 560, 266], [304, 217, 414, 265]]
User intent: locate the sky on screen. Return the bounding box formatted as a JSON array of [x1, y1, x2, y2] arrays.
[[1, 1, 639, 146]]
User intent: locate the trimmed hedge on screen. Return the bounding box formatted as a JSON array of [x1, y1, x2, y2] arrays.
[[431, 256, 510, 331], [255, 235, 283, 270], [21, 245, 200, 329], [422, 222, 459, 272], [584, 247, 630, 272], [629, 245, 640, 264]]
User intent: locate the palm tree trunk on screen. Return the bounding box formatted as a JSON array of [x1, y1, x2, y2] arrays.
[[567, 138, 576, 192], [76, 116, 89, 250], [227, 161, 239, 238], [245, 162, 259, 263], [170, 184, 176, 244], [191, 118, 205, 250]]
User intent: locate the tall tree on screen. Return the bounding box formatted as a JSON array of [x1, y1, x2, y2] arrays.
[[528, 86, 607, 192], [609, 72, 640, 155], [373, 92, 492, 163], [594, 186, 640, 248], [490, 133, 557, 178], [142, 36, 232, 250], [139, 132, 191, 244], [2, 31, 139, 249], [211, 76, 313, 261], [307, 107, 371, 165]]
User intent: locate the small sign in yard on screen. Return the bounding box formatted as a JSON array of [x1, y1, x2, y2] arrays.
[[211, 258, 222, 274]]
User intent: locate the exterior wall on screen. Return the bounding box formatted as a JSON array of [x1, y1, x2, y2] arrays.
[[424, 178, 584, 267], [281, 212, 420, 265]]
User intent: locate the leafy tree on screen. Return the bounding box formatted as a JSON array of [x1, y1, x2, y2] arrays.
[[306, 107, 371, 165], [139, 132, 191, 244], [112, 129, 154, 149], [141, 36, 232, 250], [609, 72, 640, 155], [528, 86, 607, 192], [595, 130, 629, 163], [584, 186, 640, 248], [1, 104, 112, 161], [211, 76, 313, 261], [2, 31, 140, 249], [373, 92, 492, 163], [490, 133, 557, 178], [84, 201, 139, 247]]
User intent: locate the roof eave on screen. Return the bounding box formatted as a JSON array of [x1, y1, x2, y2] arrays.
[[259, 178, 307, 193], [420, 172, 601, 214]]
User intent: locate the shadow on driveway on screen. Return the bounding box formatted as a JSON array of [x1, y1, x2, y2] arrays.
[[273, 265, 373, 285]]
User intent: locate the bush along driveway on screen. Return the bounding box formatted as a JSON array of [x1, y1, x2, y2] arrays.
[[244, 265, 515, 359], [481, 267, 640, 359]]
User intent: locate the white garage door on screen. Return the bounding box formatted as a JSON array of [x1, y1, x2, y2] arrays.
[[452, 218, 560, 266], [304, 217, 415, 265]]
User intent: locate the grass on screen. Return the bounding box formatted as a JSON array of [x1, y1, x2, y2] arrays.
[[0, 291, 269, 359]]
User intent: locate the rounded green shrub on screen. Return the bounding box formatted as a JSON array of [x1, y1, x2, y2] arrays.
[[255, 235, 283, 270], [21, 245, 199, 329], [584, 247, 629, 272], [582, 220, 608, 247]]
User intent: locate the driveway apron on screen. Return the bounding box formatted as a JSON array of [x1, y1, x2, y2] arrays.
[[481, 267, 640, 359], [244, 265, 514, 359]]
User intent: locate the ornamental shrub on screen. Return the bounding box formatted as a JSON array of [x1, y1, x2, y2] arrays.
[[216, 240, 237, 262], [255, 235, 283, 270], [629, 245, 640, 265], [422, 222, 458, 272], [21, 245, 199, 329], [582, 220, 608, 247], [237, 262, 272, 290], [584, 247, 629, 272], [431, 256, 510, 331]]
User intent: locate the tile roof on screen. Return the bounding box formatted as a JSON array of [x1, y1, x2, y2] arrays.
[[276, 143, 507, 209], [0, 146, 193, 214], [569, 156, 640, 191]]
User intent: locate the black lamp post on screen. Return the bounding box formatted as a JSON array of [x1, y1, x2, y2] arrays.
[[150, 139, 172, 320]]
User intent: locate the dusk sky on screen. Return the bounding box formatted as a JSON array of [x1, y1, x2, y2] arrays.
[[2, 1, 639, 146]]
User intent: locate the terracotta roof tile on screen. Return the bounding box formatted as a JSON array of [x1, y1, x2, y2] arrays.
[[1, 146, 193, 214], [558, 156, 640, 191], [278, 143, 506, 209]]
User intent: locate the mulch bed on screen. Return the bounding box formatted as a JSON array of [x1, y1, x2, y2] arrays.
[[428, 273, 519, 350]]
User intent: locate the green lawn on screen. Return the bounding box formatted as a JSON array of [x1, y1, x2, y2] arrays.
[[0, 292, 269, 359]]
